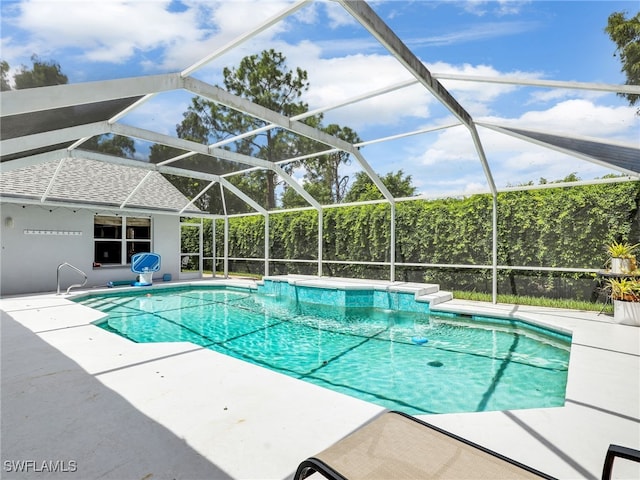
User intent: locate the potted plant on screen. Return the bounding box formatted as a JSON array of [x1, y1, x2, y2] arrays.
[[607, 241, 639, 274], [608, 277, 640, 326]]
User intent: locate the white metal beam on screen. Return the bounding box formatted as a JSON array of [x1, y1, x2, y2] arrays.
[[499, 175, 639, 192], [356, 122, 462, 147], [109, 122, 322, 210], [0, 74, 182, 116], [337, 1, 471, 126], [179, 180, 217, 215], [219, 178, 267, 215], [71, 140, 289, 215], [301, 78, 419, 119], [0, 194, 208, 217], [40, 158, 67, 203], [336, 0, 498, 290], [336, 1, 497, 191], [182, 77, 361, 156], [399, 175, 639, 202], [0, 122, 110, 156], [69, 149, 156, 170], [107, 93, 158, 124], [186, 77, 393, 207], [351, 149, 394, 202], [162, 77, 420, 166], [64, 149, 263, 215], [265, 212, 270, 277], [180, 0, 312, 77], [217, 147, 340, 181], [478, 122, 639, 150], [120, 171, 154, 209], [431, 72, 640, 95]]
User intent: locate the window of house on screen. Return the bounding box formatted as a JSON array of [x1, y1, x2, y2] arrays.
[[94, 215, 151, 265]]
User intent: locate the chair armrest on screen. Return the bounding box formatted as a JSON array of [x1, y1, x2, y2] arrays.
[[602, 444, 640, 480]]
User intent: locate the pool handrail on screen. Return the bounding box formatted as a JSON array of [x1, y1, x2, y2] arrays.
[[57, 262, 88, 295]]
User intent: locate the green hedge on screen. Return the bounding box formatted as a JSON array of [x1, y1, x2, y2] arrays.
[[206, 181, 639, 300]]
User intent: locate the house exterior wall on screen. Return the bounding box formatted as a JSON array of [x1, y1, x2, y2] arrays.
[[0, 204, 181, 296]]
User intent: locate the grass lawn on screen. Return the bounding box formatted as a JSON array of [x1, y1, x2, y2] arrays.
[[453, 290, 612, 314]]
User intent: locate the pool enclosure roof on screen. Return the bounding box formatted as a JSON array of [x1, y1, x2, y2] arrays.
[[1, 0, 639, 219]]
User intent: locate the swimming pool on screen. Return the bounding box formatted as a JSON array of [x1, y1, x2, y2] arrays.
[[77, 285, 571, 415]]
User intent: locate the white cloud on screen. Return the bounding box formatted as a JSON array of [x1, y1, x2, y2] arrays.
[[323, 0, 356, 29], [436, 64, 538, 91], [272, 42, 637, 195], [406, 20, 539, 48], [414, 127, 478, 166], [209, 0, 294, 38], [17, 0, 200, 63], [461, 1, 530, 17], [296, 52, 430, 128], [494, 99, 638, 141], [405, 99, 638, 193], [526, 87, 609, 105], [161, 0, 307, 72], [122, 91, 193, 137], [8, 0, 300, 72]]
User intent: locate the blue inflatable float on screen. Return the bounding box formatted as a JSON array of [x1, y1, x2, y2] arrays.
[[411, 336, 428, 345]]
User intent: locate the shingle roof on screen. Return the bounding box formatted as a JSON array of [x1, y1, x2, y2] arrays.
[[0, 157, 200, 213]]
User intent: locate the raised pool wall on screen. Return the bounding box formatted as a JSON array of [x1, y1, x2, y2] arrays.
[[256, 277, 572, 343], [257, 278, 431, 314]]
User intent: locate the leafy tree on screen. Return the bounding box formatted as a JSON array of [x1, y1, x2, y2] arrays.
[[1, 61, 10, 91], [0, 55, 68, 90], [304, 124, 361, 203], [538, 172, 580, 185], [345, 171, 381, 202], [177, 49, 322, 210], [280, 180, 329, 209], [82, 135, 135, 157], [605, 11, 640, 111], [281, 124, 362, 208], [344, 170, 417, 202], [2, 55, 135, 159], [12, 54, 68, 89]]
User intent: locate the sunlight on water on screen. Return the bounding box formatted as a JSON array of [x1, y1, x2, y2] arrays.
[[78, 286, 571, 415]]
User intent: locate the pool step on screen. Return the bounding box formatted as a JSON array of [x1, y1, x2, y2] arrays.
[[387, 282, 440, 296], [415, 290, 453, 306]]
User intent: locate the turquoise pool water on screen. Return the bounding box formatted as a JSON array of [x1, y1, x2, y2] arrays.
[[77, 285, 571, 415]]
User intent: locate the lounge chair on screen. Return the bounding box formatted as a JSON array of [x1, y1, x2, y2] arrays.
[[294, 411, 555, 479], [295, 411, 640, 480]]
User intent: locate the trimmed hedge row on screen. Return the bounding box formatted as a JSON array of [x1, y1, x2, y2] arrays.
[[203, 181, 640, 301]]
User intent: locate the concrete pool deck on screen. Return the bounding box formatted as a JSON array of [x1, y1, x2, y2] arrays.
[[1, 277, 638, 479]]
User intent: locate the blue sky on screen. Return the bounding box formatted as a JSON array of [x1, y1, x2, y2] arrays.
[[1, 0, 638, 200]]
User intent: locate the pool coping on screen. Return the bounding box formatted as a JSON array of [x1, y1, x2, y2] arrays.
[[1, 277, 639, 479]]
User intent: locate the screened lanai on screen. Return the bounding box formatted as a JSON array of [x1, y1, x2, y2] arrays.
[[1, 0, 639, 300]]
